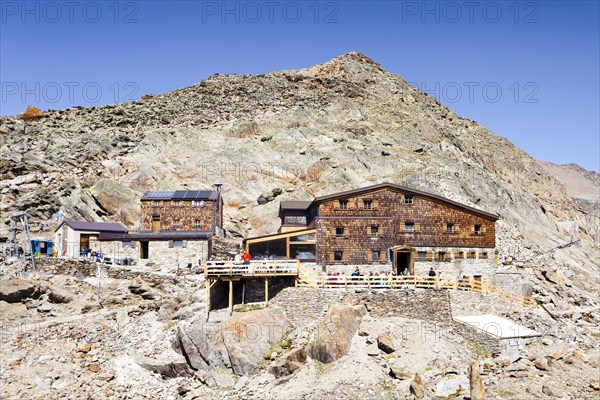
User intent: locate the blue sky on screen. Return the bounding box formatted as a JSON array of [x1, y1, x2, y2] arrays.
[[1, 1, 599, 171]]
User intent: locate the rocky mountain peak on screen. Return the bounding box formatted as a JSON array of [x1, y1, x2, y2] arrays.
[[303, 51, 387, 80]]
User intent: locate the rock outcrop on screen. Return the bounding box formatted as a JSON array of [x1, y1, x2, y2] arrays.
[[308, 305, 366, 363], [176, 308, 290, 376], [0, 279, 38, 303]]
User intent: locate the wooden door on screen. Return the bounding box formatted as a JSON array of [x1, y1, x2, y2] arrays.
[[152, 218, 160, 233], [80, 235, 90, 251]]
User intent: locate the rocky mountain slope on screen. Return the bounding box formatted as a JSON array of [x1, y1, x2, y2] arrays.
[[1, 51, 598, 282]]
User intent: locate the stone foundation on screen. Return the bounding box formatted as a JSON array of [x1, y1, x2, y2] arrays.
[[91, 239, 210, 271]]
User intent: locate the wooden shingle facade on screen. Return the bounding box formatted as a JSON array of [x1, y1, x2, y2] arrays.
[[140, 190, 223, 233], [246, 183, 499, 273]]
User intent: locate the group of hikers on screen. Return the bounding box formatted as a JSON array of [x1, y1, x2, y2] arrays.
[[324, 266, 438, 286]]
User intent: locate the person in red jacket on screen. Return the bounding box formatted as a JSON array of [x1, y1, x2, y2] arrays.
[[242, 251, 251, 264]]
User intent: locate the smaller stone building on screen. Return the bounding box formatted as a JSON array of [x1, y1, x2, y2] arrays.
[[54, 220, 128, 258]]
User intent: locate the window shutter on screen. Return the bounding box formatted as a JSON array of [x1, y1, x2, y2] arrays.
[[182, 240, 187, 248], [379, 251, 386, 262], [329, 252, 335, 262], [372, 200, 379, 209], [378, 226, 383, 235], [335, 200, 340, 209], [426, 251, 433, 260], [357, 199, 364, 209], [481, 225, 487, 234], [455, 225, 460, 233], [366, 227, 371, 236], [343, 227, 349, 236], [414, 223, 421, 232], [330, 228, 336, 236], [342, 252, 349, 262], [400, 223, 405, 232], [168, 240, 174, 248], [471, 225, 475, 234], [444, 252, 451, 261], [367, 252, 373, 262], [348, 200, 356, 209]]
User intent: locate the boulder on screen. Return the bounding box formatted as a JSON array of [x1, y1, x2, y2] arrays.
[[48, 287, 73, 303], [223, 309, 291, 375], [0, 279, 37, 303], [377, 333, 397, 354], [410, 373, 425, 400], [543, 269, 565, 285], [467, 360, 485, 400], [135, 353, 194, 378], [268, 347, 307, 378], [308, 305, 365, 363], [90, 180, 140, 226], [389, 364, 412, 380], [176, 308, 290, 376]]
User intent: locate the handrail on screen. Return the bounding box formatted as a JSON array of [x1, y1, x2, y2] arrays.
[[204, 261, 299, 276], [296, 275, 536, 308]]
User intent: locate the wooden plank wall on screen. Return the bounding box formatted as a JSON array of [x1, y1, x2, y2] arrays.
[[316, 188, 496, 265]]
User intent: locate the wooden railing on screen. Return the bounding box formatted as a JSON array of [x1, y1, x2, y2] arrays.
[[296, 274, 537, 308], [204, 260, 300, 276]]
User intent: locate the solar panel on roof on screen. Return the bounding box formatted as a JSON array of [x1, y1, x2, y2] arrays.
[[198, 190, 212, 199], [184, 190, 200, 199], [172, 190, 187, 199]]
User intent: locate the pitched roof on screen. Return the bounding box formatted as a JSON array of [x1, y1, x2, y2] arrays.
[[56, 220, 129, 233], [300, 182, 499, 220], [141, 190, 219, 201], [280, 200, 312, 211]]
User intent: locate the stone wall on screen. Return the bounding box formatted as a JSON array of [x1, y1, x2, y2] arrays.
[[35, 258, 188, 286], [269, 287, 453, 329], [452, 320, 503, 355], [91, 239, 209, 271]]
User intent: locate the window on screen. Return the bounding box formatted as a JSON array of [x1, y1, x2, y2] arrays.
[[456, 251, 465, 260], [418, 251, 427, 261], [123, 241, 134, 249], [193, 219, 202, 229], [153, 201, 160, 208], [173, 240, 185, 248], [335, 227, 345, 238], [474, 224, 482, 235], [192, 200, 205, 208], [437, 251, 446, 262], [370, 226, 379, 237], [446, 223, 455, 233], [404, 195, 414, 204], [479, 252, 488, 259], [339, 200, 349, 210], [405, 223, 414, 232], [371, 250, 381, 262], [334, 251, 343, 262], [173, 201, 181, 208], [467, 251, 477, 259], [363, 200, 372, 210], [173, 220, 182, 229]]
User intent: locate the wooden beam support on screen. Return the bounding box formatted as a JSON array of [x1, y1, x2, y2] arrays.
[[264, 278, 269, 306], [205, 278, 211, 321], [228, 279, 233, 316]]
